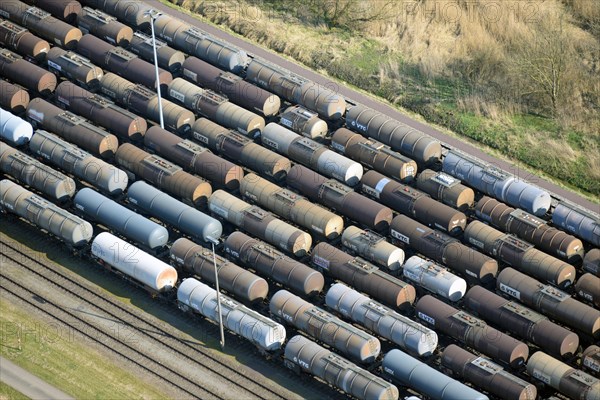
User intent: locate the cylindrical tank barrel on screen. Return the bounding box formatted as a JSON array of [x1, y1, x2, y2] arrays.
[[402, 256, 467, 301], [223, 231, 324, 296], [416, 169, 475, 211], [331, 128, 418, 182], [286, 165, 393, 231], [463, 285, 579, 357], [73, 187, 169, 249], [29, 129, 128, 195], [81, 0, 153, 30], [582, 345, 600, 376], [464, 220, 576, 288], [208, 190, 312, 257], [46, 47, 103, 89], [311, 242, 415, 309], [279, 105, 327, 139], [284, 335, 399, 400], [0, 79, 29, 113], [0, 48, 56, 94], [382, 349, 489, 400], [77, 7, 133, 46], [270, 290, 381, 363], [576, 273, 600, 308], [0, 179, 92, 246], [127, 181, 222, 242], [527, 351, 600, 400], [475, 196, 584, 261], [497, 268, 600, 337], [128, 31, 185, 74], [325, 283, 438, 356], [0, 20, 49, 60], [390, 215, 498, 283], [170, 238, 268, 302], [341, 225, 404, 270], [584, 249, 600, 277], [182, 56, 280, 117], [21, 0, 82, 23], [0, 142, 75, 201], [143, 126, 243, 190], [552, 202, 600, 247], [0, 107, 32, 145], [441, 345, 537, 400], [240, 173, 344, 239]]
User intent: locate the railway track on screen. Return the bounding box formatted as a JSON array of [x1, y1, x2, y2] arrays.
[[0, 235, 288, 400]]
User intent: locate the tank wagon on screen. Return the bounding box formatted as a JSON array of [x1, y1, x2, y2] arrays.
[[390, 215, 498, 283], [168, 78, 265, 135], [464, 220, 576, 288], [0, 1, 82, 48], [0, 107, 32, 145], [416, 169, 475, 211], [331, 128, 418, 182], [178, 278, 285, 351], [208, 190, 311, 257], [99, 73, 194, 133], [127, 181, 221, 243], [240, 173, 344, 239], [270, 289, 381, 363], [128, 31, 185, 74], [143, 126, 243, 190], [0, 179, 92, 246], [46, 47, 104, 89], [92, 232, 177, 293], [0, 20, 49, 60], [583, 249, 600, 277], [246, 58, 346, 119], [582, 345, 600, 375], [223, 231, 324, 296], [575, 273, 600, 308], [552, 202, 600, 247], [170, 238, 268, 303], [463, 285, 579, 357], [362, 170, 467, 234], [286, 165, 393, 231], [402, 256, 467, 301], [442, 151, 551, 216], [415, 295, 530, 367], [21, 0, 82, 23], [29, 129, 128, 195], [279, 105, 327, 139], [77, 34, 172, 90], [497, 268, 600, 338], [262, 123, 363, 186], [341, 226, 404, 270], [311, 243, 416, 309], [0, 142, 76, 201], [74, 187, 168, 249], [475, 196, 584, 261], [0, 48, 56, 94], [326, 283, 438, 356], [441, 345, 537, 400], [0, 80, 29, 113], [191, 118, 291, 180], [153, 14, 248, 73], [26, 98, 119, 158], [284, 335, 399, 400], [527, 351, 600, 400], [346, 104, 442, 165], [79, 0, 154, 30], [181, 56, 280, 117], [115, 144, 212, 206], [77, 7, 133, 46], [382, 348, 488, 400]]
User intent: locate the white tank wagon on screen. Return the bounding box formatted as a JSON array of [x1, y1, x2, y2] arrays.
[[74, 188, 168, 249], [29, 129, 128, 195], [127, 181, 222, 243], [325, 283, 437, 356], [341, 226, 404, 270], [382, 349, 489, 400], [552, 202, 600, 247], [1, 107, 32, 145], [92, 232, 177, 293], [270, 289, 381, 363], [0, 142, 75, 201], [402, 256, 467, 301], [261, 122, 363, 186], [0, 179, 92, 246], [284, 335, 399, 400], [177, 277, 285, 351], [442, 151, 551, 216]]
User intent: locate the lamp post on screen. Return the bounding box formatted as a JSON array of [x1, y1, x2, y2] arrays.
[[145, 9, 165, 129], [208, 237, 225, 350]]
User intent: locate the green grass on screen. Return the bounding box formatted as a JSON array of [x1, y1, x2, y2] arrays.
[[0, 383, 30, 400]]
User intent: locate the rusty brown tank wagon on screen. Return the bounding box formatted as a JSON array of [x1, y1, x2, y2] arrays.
[[0, 20, 49, 60], [278, 105, 327, 139], [77, 7, 133, 46], [46, 47, 103, 89], [0, 79, 29, 113], [575, 273, 600, 308], [0, 48, 56, 94], [21, 0, 82, 23], [78, 0, 155, 31], [128, 31, 185, 74], [415, 169, 475, 211]]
